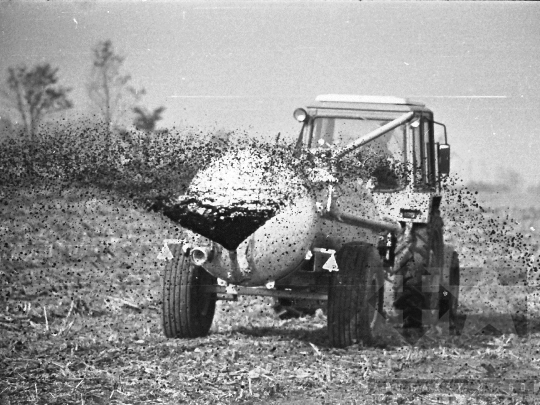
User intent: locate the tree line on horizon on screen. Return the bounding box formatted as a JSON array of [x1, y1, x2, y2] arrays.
[[467, 166, 540, 196], [0, 39, 166, 141], [2, 42, 539, 195]]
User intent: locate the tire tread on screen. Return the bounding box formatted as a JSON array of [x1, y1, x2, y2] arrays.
[[162, 244, 216, 338], [328, 243, 383, 347]]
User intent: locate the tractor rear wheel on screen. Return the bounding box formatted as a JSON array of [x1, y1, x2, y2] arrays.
[[162, 244, 217, 338], [328, 243, 384, 348], [439, 246, 460, 332], [394, 213, 444, 329]]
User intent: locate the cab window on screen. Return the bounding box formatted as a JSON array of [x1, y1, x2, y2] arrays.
[[311, 117, 408, 190]]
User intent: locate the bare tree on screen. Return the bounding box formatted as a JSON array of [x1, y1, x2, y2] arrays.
[[87, 40, 143, 132], [0, 115, 15, 140], [133, 106, 166, 132], [1, 64, 73, 139]]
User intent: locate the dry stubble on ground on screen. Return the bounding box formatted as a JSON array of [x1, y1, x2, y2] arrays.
[[1, 184, 540, 404]]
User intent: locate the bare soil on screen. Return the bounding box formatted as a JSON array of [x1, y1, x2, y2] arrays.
[[1, 184, 540, 404]]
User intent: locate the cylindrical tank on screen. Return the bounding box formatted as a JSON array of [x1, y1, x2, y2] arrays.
[[185, 194, 318, 286], [177, 146, 380, 286]]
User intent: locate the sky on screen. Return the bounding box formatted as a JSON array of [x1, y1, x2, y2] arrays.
[[1, 1, 539, 186]]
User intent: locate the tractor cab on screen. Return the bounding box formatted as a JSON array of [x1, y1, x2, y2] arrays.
[[294, 94, 451, 223]]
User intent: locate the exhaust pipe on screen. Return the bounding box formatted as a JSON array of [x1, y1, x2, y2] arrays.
[[191, 246, 214, 266]]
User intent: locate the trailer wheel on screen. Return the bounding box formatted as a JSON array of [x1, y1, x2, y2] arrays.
[[394, 213, 444, 329], [328, 243, 384, 348], [162, 244, 217, 338], [440, 247, 460, 332]]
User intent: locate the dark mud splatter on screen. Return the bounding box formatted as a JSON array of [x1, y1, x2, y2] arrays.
[[1, 121, 539, 299], [147, 196, 279, 250]]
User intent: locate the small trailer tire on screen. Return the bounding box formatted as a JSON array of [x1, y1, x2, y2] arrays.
[[162, 244, 217, 338]]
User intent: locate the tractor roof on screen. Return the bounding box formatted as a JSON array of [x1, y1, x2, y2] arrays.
[[315, 94, 424, 106], [308, 94, 431, 114]]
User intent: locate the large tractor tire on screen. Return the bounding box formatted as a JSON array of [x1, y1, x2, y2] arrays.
[[328, 242, 384, 348], [394, 213, 444, 329], [439, 245, 460, 332], [162, 244, 217, 338]]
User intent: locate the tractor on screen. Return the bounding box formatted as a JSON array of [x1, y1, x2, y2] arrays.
[[155, 94, 460, 347]]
